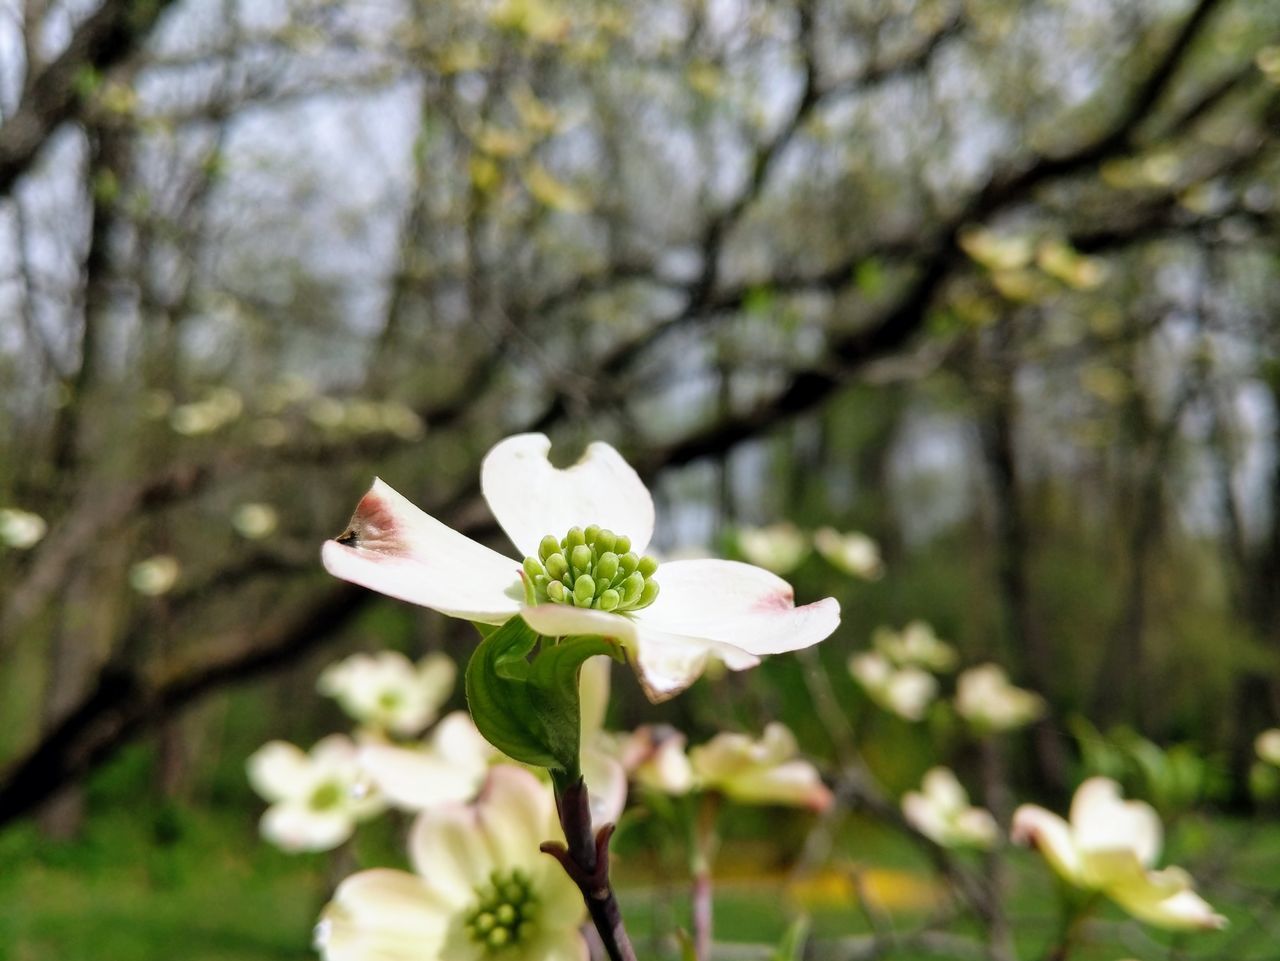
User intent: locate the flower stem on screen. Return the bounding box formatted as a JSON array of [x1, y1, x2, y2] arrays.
[[543, 774, 638, 961], [690, 793, 721, 961]]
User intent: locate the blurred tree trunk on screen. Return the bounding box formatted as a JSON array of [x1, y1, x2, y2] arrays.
[[37, 123, 129, 839], [978, 315, 1068, 793]]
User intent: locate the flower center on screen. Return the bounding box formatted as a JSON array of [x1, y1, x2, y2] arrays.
[[309, 781, 345, 811], [521, 525, 659, 613], [465, 869, 539, 952]]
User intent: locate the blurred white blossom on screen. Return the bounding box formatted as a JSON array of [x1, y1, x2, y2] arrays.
[[849, 651, 938, 721], [319, 651, 456, 736], [1013, 778, 1226, 931], [1255, 729, 1280, 766], [813, 527, 883, 580], [689, 722, 832, 811], [902, 767, 998, 850], [247, 735, 382, 852], [0, 508, 47, 549], [873, 621, 956, 672], [736, 522, 810, 575], [316, 766, 586, 961], [617, 725, 695, 796], [232, 502, 279, 539], [129, 555, 180, 596], [358, 711, 495, 811], [955, 664, 1045, 732]]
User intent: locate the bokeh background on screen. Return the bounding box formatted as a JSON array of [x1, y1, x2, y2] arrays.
[[3, 0, 1280, 958]]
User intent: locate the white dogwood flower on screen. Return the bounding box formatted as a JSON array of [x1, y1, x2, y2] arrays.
[[873, 621, 956, 672], [849, 651, 938, 721], [1255, 728, 1280, 766], [0, 508, 47, 549], [316, 765, 587, 961], [813, 527, 883, 580], [247, 735, 382, 852], [736, 523, 810, 574], [319, 650, 456, 736], [617, 725, 695, 796], [689, 723, 832, 811], [322, 434, 839, 702], [902, 767, 998, 850], [955, 664, 1045, 732], [1012, 777, 1226, 931]]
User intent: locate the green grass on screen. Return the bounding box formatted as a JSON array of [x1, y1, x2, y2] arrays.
[[2, 789, 1279, 961]]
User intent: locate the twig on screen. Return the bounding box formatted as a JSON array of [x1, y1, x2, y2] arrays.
[[541, 775, 638, 961]]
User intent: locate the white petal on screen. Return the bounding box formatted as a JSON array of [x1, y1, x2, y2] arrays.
[[322, 478, 521, 624], [261, 802, 354, 852], [247, 741, 314, 803], [431, 711, 498, 767], [320, 869, 451, 961], [902, 791, 950, 845], [1104, 864, 1227, 931], [720, 760, 833, 811], [407, 804, 493, 909], [582, 745, 629, 827], [519, 604, 758, 703], [480, 433, 655, 557], [1071, 777, 1162, 868], [477, 765, 560, 874], [635, 559, 840, 656], [578, 655, 612, 741], [1012, 804, 1083, 885], [524, 929, 591, 961], [358, 742, 486, 811], [922, 768, 969, 815]]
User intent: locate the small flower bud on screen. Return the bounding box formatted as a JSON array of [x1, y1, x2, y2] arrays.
[[522, 557, 546, 580], [599, 589, 621, 611], [638, 555, 659, 577], [489, 927, 509, 947], [546, 553, 569, 580], [546, 580, 567, 603], [496, 904, 516, 925], [621, 571, 645, 606], [638, 579, 660, 608], [618, 552, 639, 577], [570, 544, 593, 575], [475, 912, 495, 933], [574, 574, 596, 606], [595, 552, 619, 583], [565, 526, 586, 548], [584, 524, 601, 546], [538, 535, 560, 562], [614, 534, 631, 555]]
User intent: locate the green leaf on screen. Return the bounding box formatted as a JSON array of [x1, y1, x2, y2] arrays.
[[464, 616, 619, 775], [773, 916, 810, 961]]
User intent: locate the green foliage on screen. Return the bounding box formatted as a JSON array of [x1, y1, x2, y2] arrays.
[[464, 615, 618, 774]]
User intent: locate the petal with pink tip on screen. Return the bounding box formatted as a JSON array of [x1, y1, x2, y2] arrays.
[[636, 559, 840, 656], [322, 478, 521, 624], [480, 433, 655, 558]]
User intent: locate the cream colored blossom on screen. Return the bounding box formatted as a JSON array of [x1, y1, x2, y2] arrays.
[[359, 711, 495, 811], [955, 664, 1045, 732], [247, 735, 382, 852], [1012, 778, 1226, 931], [319, 651, 456, 737], [737, 523, 810, 575], [618, 725, 695, 796], [232, 502, 279, 539], [873, 621, 956, 672], [689, 723, 832, 811], [129, 555, 180, 596], [849, 651, 937, 721], [0, 508, 47, 549], [902, 768, 998, 850], [316, 766, 587, 961], [1255, 729, 1280, 766], [813, 527, 883, 580]]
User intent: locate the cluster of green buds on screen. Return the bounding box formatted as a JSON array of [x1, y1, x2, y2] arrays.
[[465, 869, 539, 951], [522, 525, 660, 612]]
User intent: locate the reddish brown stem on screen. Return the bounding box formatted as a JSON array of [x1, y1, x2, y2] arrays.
[[542, 775, 637, 961]]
